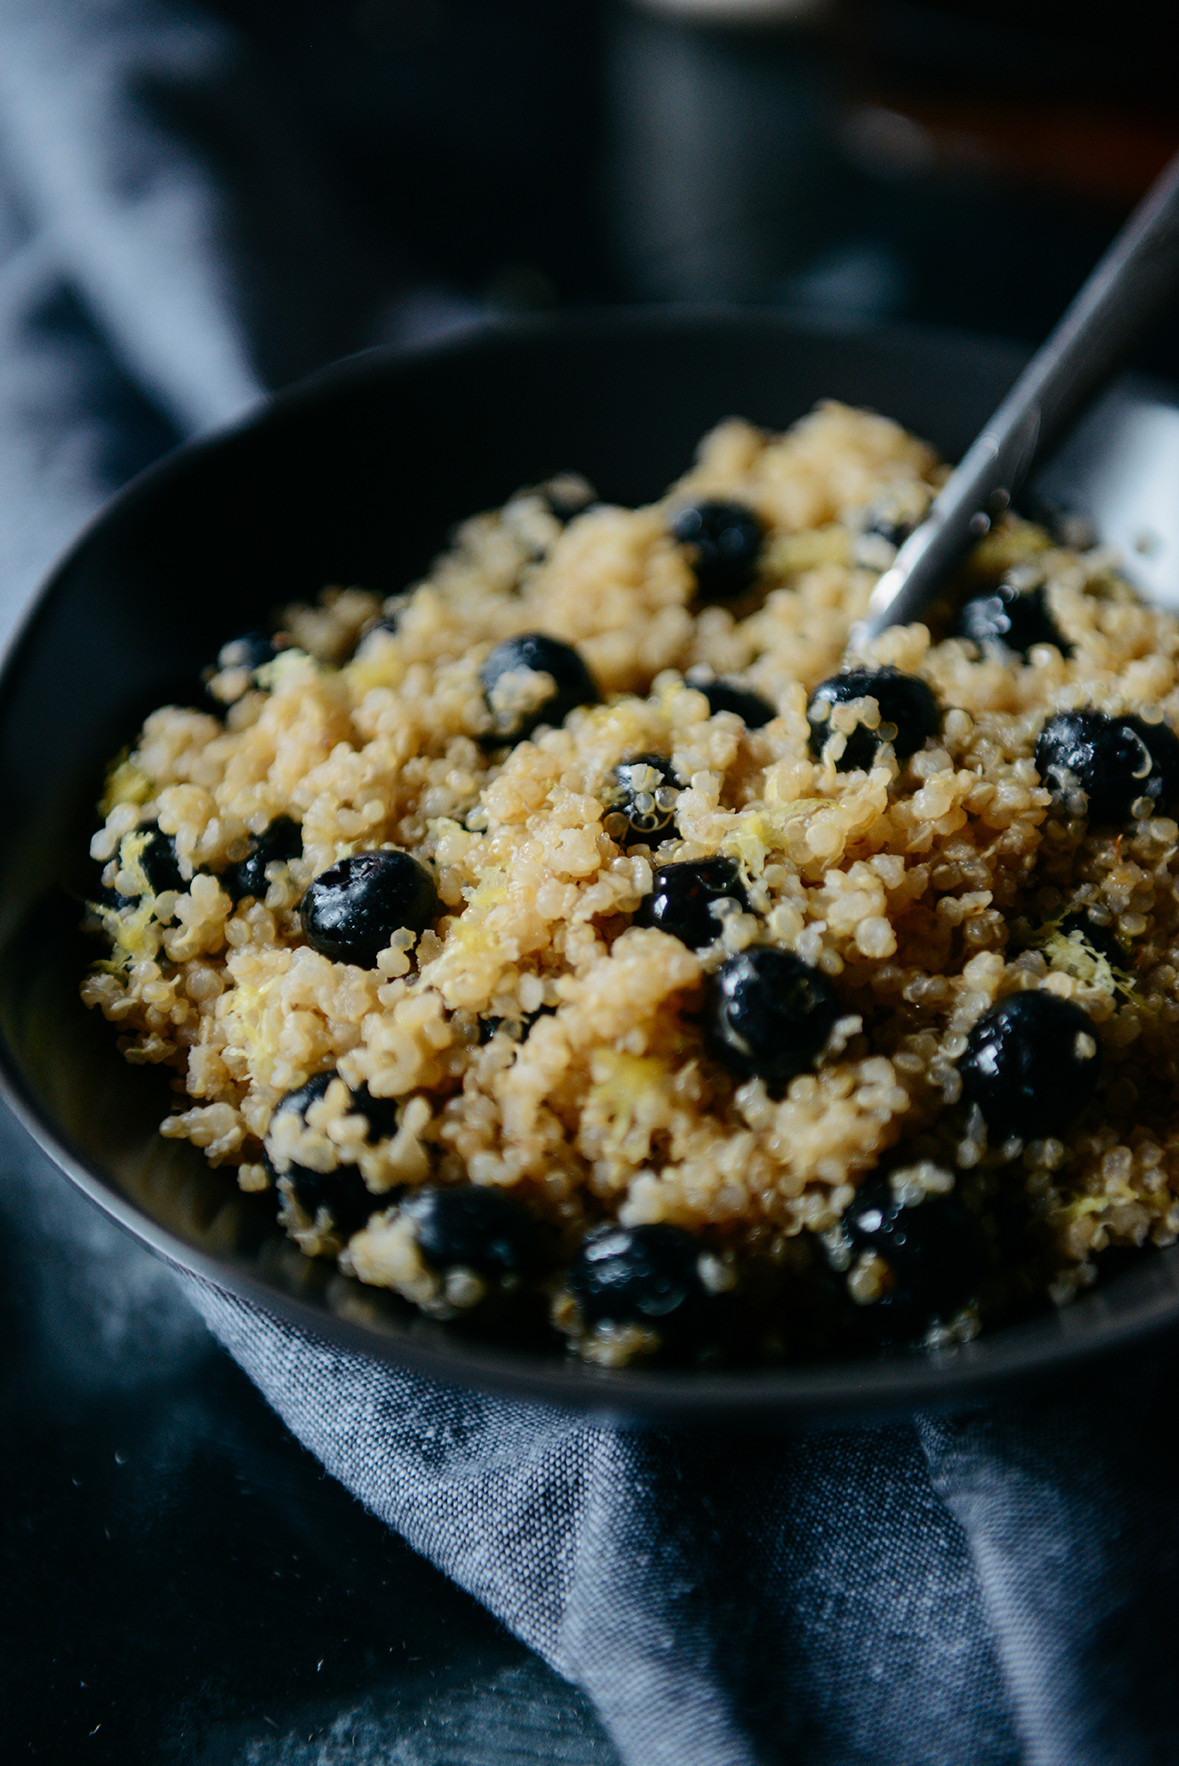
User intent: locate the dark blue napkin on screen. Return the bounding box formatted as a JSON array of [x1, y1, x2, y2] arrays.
[[4, 8, 1179, 1761]]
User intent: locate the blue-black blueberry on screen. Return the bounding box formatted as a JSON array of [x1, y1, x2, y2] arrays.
[[636, 856, 748, 950], [839, 1174, 985, 1340], [699, 679, 777, 728], [670, 499, 764, 601], [223, 815, 303, 903], [807, 668, 941, 771], [400, 1185, 536, 1279], [604, 753, 681, 847], [958, 990, 1101, 1140], [115, 824, 183, 898], [710, 946, 841, 1089], [267, 1073, 380, 1237], [480, 632, 597, 743], [1054, 909, 1128, 969], [957, 579, 1070, 657], [567, 1222, 710, 1330], [1034, 710, 1179, 823], [217, 630, 278, 673], [299, 848, 439, 967]]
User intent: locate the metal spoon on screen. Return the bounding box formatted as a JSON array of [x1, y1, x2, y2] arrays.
[[852, 148, 1179, 649]]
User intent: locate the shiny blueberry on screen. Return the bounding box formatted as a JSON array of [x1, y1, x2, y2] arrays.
[[959, 991, 1101, 1140], [958, 579, 1070, 657], [223, 815, 303, 903], [480, 632, 598, 742], [567, 1223, 709, 1330], [710, 947, 841, 1089], [700, 679, 777, 728], [636, 857, 748, 950], [807, 668, 941, 771], [671, 499, 764, 601], [605, 753, 681, 847], [839, 1175, 985, 1339], [1034, 710, 1179, 822], [268, 1074, 378, 1236], [401, 1185, 535, 1278], [300, 849, 438, 967]]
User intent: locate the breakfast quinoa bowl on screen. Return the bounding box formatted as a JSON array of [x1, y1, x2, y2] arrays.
[[77, 390, 1179, 1371]]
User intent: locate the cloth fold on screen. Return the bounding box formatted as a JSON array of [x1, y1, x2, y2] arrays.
[[4, 6, 1179, 1760]]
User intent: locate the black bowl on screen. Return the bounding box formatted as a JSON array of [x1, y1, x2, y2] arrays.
[[4, 308, 1179, 1422]]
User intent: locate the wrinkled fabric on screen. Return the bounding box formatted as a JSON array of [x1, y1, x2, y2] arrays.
[[4, 7, 1179, 1763]]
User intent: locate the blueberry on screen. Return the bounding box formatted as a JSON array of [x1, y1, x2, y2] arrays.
[[636, 857, 748, 950], [116, 824, 183, 897], [349, 1082, 402, 1142], [864, 512, 916, 548], [216, 631, 278, 673], [807, 668, 941, 771], [604, 753, 681, 847], [958, 580, 1070, 657], [670, 500, 764, 601], [276, 1072, 335, 1122], [839, 1174, 985, 1339], [959, 990, 1101, 1140], [699, 679, 777, 728], [356, 613, 402, 646], [567, 1223, 709, 1330], [1034, 710, 1179, 822], [300, 849, 439, 967], [710, 947, 841, 1089], [401, 1185, 535, 1278], [1055, 909, 1127, 969], [268, 1074, 379, 1237], [480, 632, 598, 742], [223, 815, 302, 903]]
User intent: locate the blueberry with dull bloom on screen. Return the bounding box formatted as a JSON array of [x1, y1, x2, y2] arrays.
[[300, 849, 438, 967], [671, 500, 764, 601]]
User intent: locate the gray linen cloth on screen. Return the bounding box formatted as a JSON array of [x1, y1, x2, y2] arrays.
[[4, 6, 1179, 1760]]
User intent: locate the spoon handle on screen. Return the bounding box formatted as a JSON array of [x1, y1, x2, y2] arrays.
[[853, 148, 1179, 647]]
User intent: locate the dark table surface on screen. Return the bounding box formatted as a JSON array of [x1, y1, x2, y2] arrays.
[[0, 1104, 620, 1764]]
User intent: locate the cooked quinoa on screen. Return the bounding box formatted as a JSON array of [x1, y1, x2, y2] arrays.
[[82, 403, 1179, 1366]]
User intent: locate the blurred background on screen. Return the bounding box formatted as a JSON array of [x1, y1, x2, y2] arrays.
[[204, 0, 1179, 371]]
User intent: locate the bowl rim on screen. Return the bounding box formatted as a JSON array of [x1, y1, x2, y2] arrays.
[[4, 304, 1179, 1425]]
